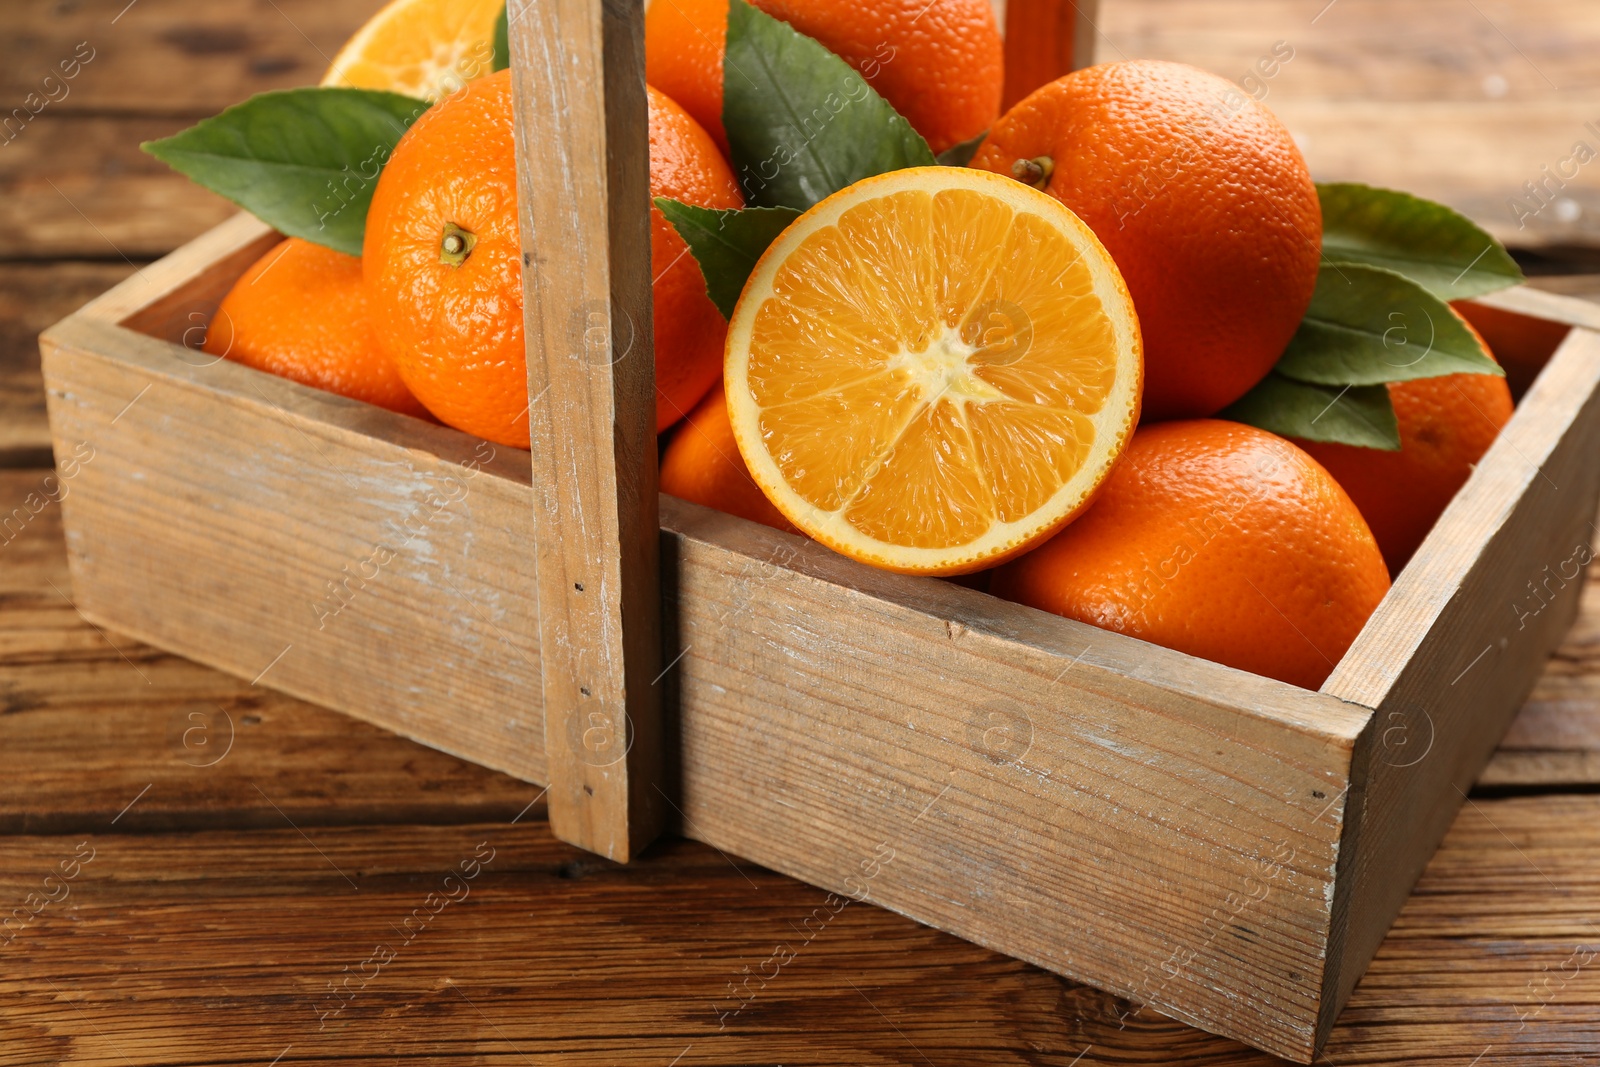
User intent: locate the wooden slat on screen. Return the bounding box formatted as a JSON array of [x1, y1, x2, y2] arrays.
[[660, 496, 1368, 1062], [0, 469, 540, 834], [0, 115, 240, 260], [1321, 326, 1600, 1042], [39, 314, 547, 784], [3, 795, 1600, 1064], [509, 0, 663, 862], [1483, 579, 1600, 788], [0, 0, 370, 114], [0, 262, 136, 468]]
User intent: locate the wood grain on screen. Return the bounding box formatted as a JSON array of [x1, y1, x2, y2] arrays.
[[1321, 324, 1600, 1043], [1094, 0, 1600, 247], [0, 262, 135, 468], [0, 470, 541, 835], [509, 0, 664, 862], [0, 0, 368, 114], [2, 794, 1600, 1065], [660, 494, 1368, 1062], [40, 313, 547, 785], [0, 115, 240, 259]]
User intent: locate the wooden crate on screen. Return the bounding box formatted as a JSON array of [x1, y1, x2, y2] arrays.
[[35, 0, 1600, 1061]]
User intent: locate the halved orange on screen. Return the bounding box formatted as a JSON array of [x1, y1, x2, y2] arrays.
[[321, 0, 503, 101], [725, 167, 1143, 576]]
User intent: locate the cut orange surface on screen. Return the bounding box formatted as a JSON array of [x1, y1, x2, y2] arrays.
[[725, 167, 1143, 576], [321, 0, 502, 101]]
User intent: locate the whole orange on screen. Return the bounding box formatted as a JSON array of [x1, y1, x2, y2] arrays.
[[990, 420, 1389, 690], [1297, 319, 1514, 574], [645, 0, 1003, 156], [364, 69, 527, 446], [660, 383, 797, 533], [364, 72, 740, 445], [204, 237, 426, 417], [973, 60, 1322, 422], [649, 85, 744, 431]]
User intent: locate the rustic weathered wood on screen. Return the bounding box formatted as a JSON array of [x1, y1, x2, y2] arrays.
[[0, 116, 241, 260], [658, 493, 1368, 1061], [1091, 0, 1600, 248], [40, 311, 547, 785], [1001, 0, 1099, 109], [5, 791, 1600, 1066], [0, 0, 369, 116], [1481, 576, 1600, 788], [1319, 323, 1600, 1043], [507, 0, 663, 863], [0, 263, 136, 468], [0, 470, 541, 834]]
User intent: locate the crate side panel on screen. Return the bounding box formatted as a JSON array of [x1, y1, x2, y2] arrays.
[[41, 319, 545, 783], [1319, 326, 1600, 1039], [663, 499, 1367, 1062]]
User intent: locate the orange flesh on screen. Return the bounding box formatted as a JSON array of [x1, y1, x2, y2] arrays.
[[743, 186, 1125, 552]]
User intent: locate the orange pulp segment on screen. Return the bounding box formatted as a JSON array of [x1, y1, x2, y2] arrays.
[[321, 0, 503, 101]]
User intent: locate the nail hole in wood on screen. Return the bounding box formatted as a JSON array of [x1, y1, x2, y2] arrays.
[[579, 686, 591, 696], [574, 582, 584, 592]]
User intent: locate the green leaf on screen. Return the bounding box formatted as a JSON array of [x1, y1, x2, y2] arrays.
[[656, 200, 801, 319], [1275, 263, 1505, 387], [142, 88, 427, 257], [936, 131, 987, 168], [492, 3, 509, 72], [722, 0, 935, 210], [1318, 181, 1524, 300], [1222, 373, 1402, 450]]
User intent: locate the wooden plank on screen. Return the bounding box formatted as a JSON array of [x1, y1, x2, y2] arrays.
[[1483, 579, 1600, 788], [0, 469, 540, 834], [39, 314, 548, 785], [1321, 326, 1600, 1041], [1093, 0, 1600, 249], [509, 0, 663, 862], [3, 795, 1600, 1064], [0, 262, 135, 468], [0, 0, 371, 115], [660, 496, 1368, 1062], [0, 115, 240, 260], [1070, 795, 1600, 1063]]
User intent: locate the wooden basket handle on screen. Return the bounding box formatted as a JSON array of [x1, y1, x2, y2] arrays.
[[510, 0, 664, 863], [507, 0, 1099, 863]]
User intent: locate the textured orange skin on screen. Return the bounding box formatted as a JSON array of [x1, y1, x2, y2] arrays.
[[364, 73, 742, 445], [204, 237, 427, 417], [990, 420, 1390, 691], [645, 0, 731, 153], [1298, 320, 1514, 574], [648, 86, 744, 431], [660, 383, 798, 533], [973, 61, 1322, 422], [645, 0, 1003, 155], [365, 70, 527, 446]]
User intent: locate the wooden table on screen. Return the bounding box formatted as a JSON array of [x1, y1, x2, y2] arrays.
[[4, 1, 1600, 1062]]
